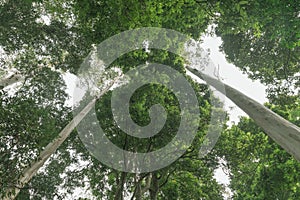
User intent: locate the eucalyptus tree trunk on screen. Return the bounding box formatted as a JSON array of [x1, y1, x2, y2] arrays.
[[3, 77, 120, 200], [0, 71, 23, 88], [187, 67, 300, 162]]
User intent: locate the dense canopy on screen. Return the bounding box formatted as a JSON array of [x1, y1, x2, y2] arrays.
[[0, 0, 299, 199]]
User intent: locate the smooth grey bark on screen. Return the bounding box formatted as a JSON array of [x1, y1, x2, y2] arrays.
[[0, 71, 24, 88], [187, 67, 300, 162], [3, 77, 120, 200]]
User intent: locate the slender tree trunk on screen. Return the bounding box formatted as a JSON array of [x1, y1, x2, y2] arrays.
[[133, 181, 142, 200], [3, 77, 120, 200], [187, 67, 300, 162], [131, 174, 151, 200], [114, 172, 127, 200], [149, 172, 159, 200]]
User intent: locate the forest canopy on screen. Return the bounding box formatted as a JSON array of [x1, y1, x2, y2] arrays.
[[0, 0, 299, 199]]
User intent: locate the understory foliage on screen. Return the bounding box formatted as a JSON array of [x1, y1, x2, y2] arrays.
[[0, 0, 299, 199]]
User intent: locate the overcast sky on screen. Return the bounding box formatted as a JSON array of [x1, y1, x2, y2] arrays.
[[200, 34, 268, 123]]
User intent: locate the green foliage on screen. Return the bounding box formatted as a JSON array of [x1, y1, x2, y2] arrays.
[[0, 0, 223, 199], [160, 159, 224, 199], [213, 3, 300, 192], [0, 0, 91, 73], [74, 0, 215, 42], [0, 67, 71, 197], [215, 0, 300, 104], [79, 52, 224, 198], [215, 106, 300, 199], [1, 0, 299, 199]]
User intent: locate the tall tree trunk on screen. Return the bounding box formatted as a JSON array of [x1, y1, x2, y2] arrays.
[[3, 77, 120, 200], [149, 172, 159, 200], [114, 172, 127, 200], [133, 181, 142, 200], [187, 67, 300, 162]]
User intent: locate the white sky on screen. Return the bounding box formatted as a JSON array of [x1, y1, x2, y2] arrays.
[[200, 34, 267, 123]]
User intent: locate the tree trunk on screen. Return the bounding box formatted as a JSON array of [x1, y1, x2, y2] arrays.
[[187, 67, 300, 162], [131, 174, 151, 200], [0, 71, 23, 88], [149, 172, 159, 200], [3, 77, 120, 200], [133, 181, 142, 200], [114, 172, 127, 200]]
